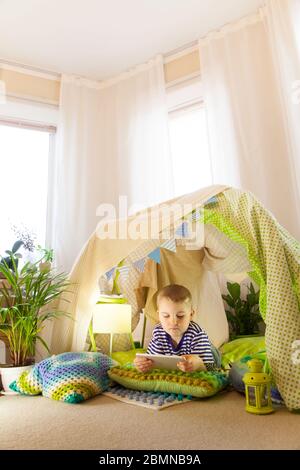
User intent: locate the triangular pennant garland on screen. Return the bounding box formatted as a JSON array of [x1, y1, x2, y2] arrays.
[[175, 221, 190, 239], [105, 267, 115, 281], [160, 238, 176, 252], [133, 258, 146, 273], [148, 247, 161, 264], [191, 208, 202, 222], [117, 265, 130, 281], [205, 196, 218, 205]]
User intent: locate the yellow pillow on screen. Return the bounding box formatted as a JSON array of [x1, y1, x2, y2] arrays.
[[111, 348, 145, 365]]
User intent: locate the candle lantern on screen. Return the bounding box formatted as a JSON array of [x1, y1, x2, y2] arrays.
[[242, 359, 273, 414]]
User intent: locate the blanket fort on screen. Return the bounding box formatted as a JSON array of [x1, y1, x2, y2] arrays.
[[54, 186, 300, 411]]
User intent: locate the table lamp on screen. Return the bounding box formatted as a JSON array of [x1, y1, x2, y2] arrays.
[[91, 300, 132, 355]]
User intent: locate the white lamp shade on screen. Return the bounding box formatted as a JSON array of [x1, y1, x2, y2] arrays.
[[92, 303, 132, 334]]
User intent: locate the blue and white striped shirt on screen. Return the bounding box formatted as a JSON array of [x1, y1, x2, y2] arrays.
[[147, 321, 215, 366]]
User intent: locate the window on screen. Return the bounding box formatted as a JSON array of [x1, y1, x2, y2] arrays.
[[167, 77, 212, 197], [0, 123, 54, 255]]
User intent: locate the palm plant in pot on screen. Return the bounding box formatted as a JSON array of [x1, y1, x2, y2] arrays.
[[0, 253, 70, 392]]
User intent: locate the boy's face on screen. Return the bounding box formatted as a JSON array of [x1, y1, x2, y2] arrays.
[[157, 297, 194, 340]]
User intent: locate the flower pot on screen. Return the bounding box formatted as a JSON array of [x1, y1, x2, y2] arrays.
[[0, 364, 33, 394], [0, 277, 11, 290], [39, 261, 51, 273]]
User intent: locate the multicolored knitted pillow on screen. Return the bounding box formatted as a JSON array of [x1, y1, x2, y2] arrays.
[[108, 365, 229, 398], [10, 352, 114, 403]]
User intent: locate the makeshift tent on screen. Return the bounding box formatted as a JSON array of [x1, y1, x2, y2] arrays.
[[52, 185, 300, 410]]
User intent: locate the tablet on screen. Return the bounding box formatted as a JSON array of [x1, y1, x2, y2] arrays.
[[135, 353, 186, 370]]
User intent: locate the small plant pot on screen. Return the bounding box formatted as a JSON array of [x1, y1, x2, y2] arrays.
[[0, 364, 33, 394], [0, 278, 11, 290], [39, 261, 51, 273]]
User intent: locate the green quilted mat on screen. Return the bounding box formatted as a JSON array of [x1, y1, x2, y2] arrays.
[[108, 365, 229, 398]]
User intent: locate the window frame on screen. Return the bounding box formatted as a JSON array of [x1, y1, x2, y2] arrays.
[[0, 115, 56, 252]]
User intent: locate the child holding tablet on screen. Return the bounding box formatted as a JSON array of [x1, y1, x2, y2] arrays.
[[133, 284, 216, 373]]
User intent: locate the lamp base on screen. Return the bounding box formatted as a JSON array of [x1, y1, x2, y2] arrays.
[[245, 405, 274, 414]]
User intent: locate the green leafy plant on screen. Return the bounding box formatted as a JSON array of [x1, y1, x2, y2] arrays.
[[222, 281, 264, 338], [37, 246, 54, 263], [0, 240, 24, 271], [0, 254, 71, 366]]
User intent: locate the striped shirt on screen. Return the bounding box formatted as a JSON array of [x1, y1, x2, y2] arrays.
[[147, 321, 215, 366]]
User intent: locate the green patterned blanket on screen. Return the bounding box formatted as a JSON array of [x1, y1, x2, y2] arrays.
[[203, 189, 300, 410]]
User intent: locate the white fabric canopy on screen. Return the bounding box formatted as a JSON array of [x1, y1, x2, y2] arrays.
[[199, 2, 300, 241], [47, 55, 174, 273], [48, 185, 229, 354]]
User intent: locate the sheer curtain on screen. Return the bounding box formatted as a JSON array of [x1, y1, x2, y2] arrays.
[[264, 0, 300, 209], [47, 55, 173, 273], [199, 5, 300, 240]]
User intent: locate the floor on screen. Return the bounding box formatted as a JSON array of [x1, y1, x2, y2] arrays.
[[1, 389, 299, 450]]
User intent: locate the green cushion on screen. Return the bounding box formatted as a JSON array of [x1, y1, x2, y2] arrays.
[[108, 365, 229, 398], [111, 348, 146, 365], [220, 336, 265, 368]]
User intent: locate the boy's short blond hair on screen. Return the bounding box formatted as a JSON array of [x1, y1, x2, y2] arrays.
[[157, 284, 192, 306]]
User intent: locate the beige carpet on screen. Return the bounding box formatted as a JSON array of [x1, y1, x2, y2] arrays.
[[0, 390, 299, 450]]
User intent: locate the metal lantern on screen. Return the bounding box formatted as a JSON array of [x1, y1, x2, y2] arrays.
[[242, 359, 274, 414]]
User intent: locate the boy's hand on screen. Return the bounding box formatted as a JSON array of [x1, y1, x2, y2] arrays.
[[177, 355, 207, 372], [133, 355, 153, 373]]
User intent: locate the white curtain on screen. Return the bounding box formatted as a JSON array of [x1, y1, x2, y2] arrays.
[[47, 55, 173, 273], [199, 5, 300, 240], [264, 0, 300, 211]]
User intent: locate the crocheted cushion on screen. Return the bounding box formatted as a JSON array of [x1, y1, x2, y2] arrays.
[[108, 365, 229, 398], [10, 352, 114, 403]]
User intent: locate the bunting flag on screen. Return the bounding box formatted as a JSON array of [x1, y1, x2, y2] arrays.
[[133, 258, 146, 273], [175, 221, 190, 239], [205, 196, 218, 205], [105, 267, 115, 281], [148, 247, 161, 264], [117, 265, 130, 281], [191, 208, 202, 222], [160, 238, 176, 252]]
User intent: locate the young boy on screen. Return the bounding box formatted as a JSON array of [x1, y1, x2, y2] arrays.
[[134, 284, 215, 373]]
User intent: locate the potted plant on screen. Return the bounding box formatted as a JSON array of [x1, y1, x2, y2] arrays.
[[0, 254, 70, 392], [37, 246, 54, 273], [0, 240, 23, 281], [222, 281, 264, 339]]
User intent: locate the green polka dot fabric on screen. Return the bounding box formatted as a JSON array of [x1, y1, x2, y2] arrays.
[[202, 189, 300, 410], [108, 365, 229, 398]]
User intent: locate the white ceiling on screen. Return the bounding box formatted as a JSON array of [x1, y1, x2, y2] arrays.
[[0, 0, 265, 80]]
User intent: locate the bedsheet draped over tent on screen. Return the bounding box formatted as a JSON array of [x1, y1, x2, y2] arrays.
[[203, 189, 300, 410], [52, 185, 300, 410], [49, 184, 229, 354]]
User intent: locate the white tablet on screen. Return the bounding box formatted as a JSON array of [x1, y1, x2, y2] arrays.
[[135, 353, 186, 370]]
